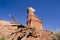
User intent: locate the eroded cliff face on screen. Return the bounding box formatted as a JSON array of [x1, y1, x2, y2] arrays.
[[0, 20, 54, 40], [9, 27, 54, 40], [0, 25, 17, 36], [0, 21, 54, 40], [0, 24, 55, 40], [27, 7, 43, 31], [0, 20, 18, 36]]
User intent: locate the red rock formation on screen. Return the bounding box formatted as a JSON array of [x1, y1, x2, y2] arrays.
[[9, 27, 54, 40], [0, 7, 54, 40], [27, 7, 43, 30], [0, 20, 19, 36]]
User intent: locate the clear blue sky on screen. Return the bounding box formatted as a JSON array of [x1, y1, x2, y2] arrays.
[[0, 0, 60, 31]]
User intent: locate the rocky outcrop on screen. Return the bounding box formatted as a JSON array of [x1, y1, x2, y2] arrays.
[[0, 7, 54, 40], [0, 20, 54, 40], [9, 27, 54, 40], [27, 7, 43, 30], [0, 20, 21, 36]]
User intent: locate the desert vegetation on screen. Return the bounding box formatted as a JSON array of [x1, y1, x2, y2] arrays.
[[0, 31, 60, 40], [0, 36, 8, 40], [49, 31, 60, 40]]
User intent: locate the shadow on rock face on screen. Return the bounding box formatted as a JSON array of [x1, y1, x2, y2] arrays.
[[17, 36, 21, 40], [18, 25, 25, 28]]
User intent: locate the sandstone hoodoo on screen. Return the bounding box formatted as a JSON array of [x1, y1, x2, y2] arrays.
[[27, 7, 43, 30], [0, 7, 54, 40]]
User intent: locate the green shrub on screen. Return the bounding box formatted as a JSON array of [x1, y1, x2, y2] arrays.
[[0, 36, 8, 40], [49, 32, 60, 40], [55, 32, 60, 40]]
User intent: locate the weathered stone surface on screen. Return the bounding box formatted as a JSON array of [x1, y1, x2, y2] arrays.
[[0, 20, 19, 36], [0, 20, 54, 40], [27, 7, 43, 31], [9, 27, 54, 40], [26, 30, 52, 40]]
